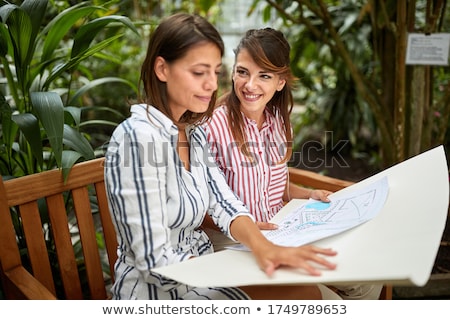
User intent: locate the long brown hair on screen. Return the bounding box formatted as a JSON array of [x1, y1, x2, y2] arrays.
[[222, 28, 296, 163], [140, 13, 224, 126]]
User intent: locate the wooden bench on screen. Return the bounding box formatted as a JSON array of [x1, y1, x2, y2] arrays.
[[0, 158, 117, 299], [0, 157, 392, 299]]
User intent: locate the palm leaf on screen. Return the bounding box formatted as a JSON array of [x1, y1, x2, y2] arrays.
[[63, 124, 95, 160], [71, 15, 138, 58], [68, 77, 138, 105], [11, 113, 43, 167], [31, 92, 64, 167], [40, 4, 102, 62], [42, 34, 123, 89]]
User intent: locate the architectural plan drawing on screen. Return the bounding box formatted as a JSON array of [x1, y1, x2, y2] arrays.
[[263, 176, 389, 247]]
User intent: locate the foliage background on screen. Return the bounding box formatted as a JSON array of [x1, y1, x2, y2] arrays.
[[2, 0, 448, 180]]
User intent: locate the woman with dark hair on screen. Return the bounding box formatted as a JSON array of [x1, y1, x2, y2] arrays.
[[104, 13, 338, 300]]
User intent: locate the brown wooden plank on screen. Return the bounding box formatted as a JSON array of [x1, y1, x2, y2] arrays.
[[46, 193, 83, 299], [95, 181, 118, 282], [288, 167, 354, 192], [0, 176, 23, 272], [72, 186, 107, 299], [5, 266, 57, 300], [19, 201, 56, 295], [4, 158, 105, 207]]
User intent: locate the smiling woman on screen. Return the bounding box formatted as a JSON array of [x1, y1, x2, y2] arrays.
[[202, 27, 383, 300], [203, 28, 332, 224]]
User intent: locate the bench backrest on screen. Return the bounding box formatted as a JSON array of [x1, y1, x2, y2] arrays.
[[0, 157, 118, 299]]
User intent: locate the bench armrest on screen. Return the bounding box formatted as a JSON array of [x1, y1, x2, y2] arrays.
[[4, 266, 56, 300], [288, 167, 354, 192]]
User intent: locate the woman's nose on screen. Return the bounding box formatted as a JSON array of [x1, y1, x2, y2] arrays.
[[205, 74, 218, 91], [245, 76, 257, 90]]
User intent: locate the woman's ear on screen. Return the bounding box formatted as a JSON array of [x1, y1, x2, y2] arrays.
[[154, 56, 168, 82], [230, 65, 236, 82], [277, 78, 286, 91]]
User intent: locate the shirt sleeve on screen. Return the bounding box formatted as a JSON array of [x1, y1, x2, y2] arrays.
[[192, 126, 254, 240]]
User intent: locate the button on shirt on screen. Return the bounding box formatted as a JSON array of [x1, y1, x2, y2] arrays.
[[203, 105, 288, 222], [104, 104, 252, 299]]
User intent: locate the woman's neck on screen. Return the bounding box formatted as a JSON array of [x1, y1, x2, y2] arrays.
[[177, 127, 190, 171]]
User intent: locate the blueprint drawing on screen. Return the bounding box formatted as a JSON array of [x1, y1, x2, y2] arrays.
[[263, 176, 389, 247]]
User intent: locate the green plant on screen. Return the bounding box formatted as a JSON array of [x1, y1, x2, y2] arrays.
[[0, 0, 138, 178]]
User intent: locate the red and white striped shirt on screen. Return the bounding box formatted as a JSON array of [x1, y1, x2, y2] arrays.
[[204, 105, 289, 222]]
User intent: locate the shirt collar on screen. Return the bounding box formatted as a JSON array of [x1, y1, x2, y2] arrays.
[[242, 107, 276, 130], [131, 103, 178, 135]]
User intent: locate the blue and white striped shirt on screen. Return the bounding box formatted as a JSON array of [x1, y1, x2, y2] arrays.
[[104, 104, 252, 299]]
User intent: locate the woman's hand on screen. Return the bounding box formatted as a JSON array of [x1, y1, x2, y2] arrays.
[[252, 243, 337, 276], [255, 221, 278, 230], [310, 189, 333, 202], [230, 216, 337, 276]]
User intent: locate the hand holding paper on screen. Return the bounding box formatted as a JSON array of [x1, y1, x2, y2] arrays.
[[228, 215, 338, 276]]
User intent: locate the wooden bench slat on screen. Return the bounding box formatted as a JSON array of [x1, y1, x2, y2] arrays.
[[72, 187, 107, 299], [46, 193, 84, 299], [95, 181, 118, 283], [19, 201, 57, 295], [0, 179, 23, 271], [5, 159, 105, 207]]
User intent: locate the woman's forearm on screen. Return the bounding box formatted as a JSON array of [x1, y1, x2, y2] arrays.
[[229, 216, 272, 253]]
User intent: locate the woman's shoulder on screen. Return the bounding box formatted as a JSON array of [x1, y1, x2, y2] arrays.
[[208, 104, 229, 124], [119, 104, 177, 141]]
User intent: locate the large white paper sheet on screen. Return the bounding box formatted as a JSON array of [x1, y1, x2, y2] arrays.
[[152, 146, 449, 287]]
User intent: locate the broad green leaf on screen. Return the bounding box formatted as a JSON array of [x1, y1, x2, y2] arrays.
[[31, 92, 64, 168], [0, 94, 18, 154], [11, 112, 43, 166], [43, 34, 123, 89], [0, 23, 10, 57], [262, 4, 271, 22], [0, 4, 19, 22], [4, 6, 33, 81], [20, 0, 48, 43], [71, 15, 139, 58], [81, 105, 126, 119], [64, 106, 82, 127], [41, 5, 101, 62], [63, 124, 95, 160], [68, 77, 138, 106], [61, 150, 83, 182], [79, 119, 120, 129]]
